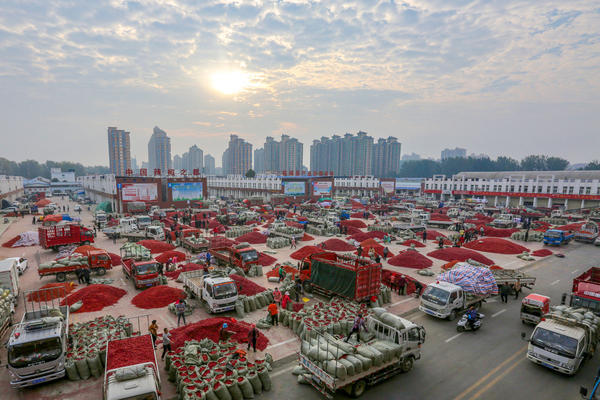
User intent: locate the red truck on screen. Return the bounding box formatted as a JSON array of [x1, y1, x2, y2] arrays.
[[38, 224, 95, 250], [38, 250, 113, 282], [104, 334, 161, 400], [122, 258, 160, 289], [565, 267, 600, 313], [299, 252, 382, 302], [209, 244, 259, 272]]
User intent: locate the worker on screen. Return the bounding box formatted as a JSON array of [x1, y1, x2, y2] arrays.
[[294, 277, 303, 302], [383, 247, 389, 259], [175, 298, 187, 327], [273, 287, 282, 306], [219, 323, 231, 342], [344, 314, 367, 343], [357, 245, 363, 258], [397, 274, 406, 295], [278, 264, 286, 282], [83, 266, 91, 285], [438, 236, 445, 249], [268, 302, 279, 326], [282, 291, 291, 310], [149, 320, 159, 349], [247, 324, 259, 352], [161, 328, 172, 360], [206, 251, 212, 265]]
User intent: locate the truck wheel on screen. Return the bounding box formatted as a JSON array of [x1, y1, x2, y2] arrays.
[[303, 281, 312, 293], [56, 272, 66, 282], [401, 357, 414, 373], [448, 310, 457, 321], [351, 380, 366, 398], [96, 267, 106, 276]]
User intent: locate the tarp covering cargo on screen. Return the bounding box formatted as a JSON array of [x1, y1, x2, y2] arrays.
[[437, 264, 498, 296], [95, 201, 112, 213], [311, 260, 357, 298]]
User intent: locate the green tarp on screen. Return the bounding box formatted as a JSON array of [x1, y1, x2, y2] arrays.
[[311, 260, 355, 298], [96, 201, 112, 213]]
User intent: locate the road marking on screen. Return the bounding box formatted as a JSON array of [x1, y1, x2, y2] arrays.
[[453, 344, 528, 400], [550, 279, 560, 286], [492, 309, 506, 318], [571, 269, 579, 275], [389, 298, 414, 307], [267, 338, 299, 350], [271, 365, 296, 378], [445, 333, 463, 343], [470, 357, 527, 399], [486, 299, 497, 304]]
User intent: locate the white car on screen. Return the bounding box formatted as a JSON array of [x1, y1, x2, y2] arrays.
[[74, 205, 82, 212], [6, 257, 28, 275]]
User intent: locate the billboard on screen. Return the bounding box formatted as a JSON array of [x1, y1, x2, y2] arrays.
[[121, 183, 158, 202], [312, 181, 332, 196], [381, 181, 395, 194], [170, 182, 203, 201], [283, 181, 305, 196]]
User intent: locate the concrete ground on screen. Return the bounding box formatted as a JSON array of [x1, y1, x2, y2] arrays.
[[0, 198, 557, 399]]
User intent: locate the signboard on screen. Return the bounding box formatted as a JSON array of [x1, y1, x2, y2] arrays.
[[121, 183, 158, 202], [283, 181, 305, 196], [381, 181, 395, 194], [312, 181, 332, 195], [170, 182, 204, 201]]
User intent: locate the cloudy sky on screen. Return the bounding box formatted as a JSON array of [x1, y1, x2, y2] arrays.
[[1, 0, 599, 167]]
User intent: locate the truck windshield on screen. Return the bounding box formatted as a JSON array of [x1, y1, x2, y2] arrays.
[[521, 304, 542, 316], [545, 231, 562, 238], [240, 250, 258, 262], [531, 327, 578, 359], [214, 282, 237, 299], [8, 337, 62, 368], [137, 263, 158, 275], [422, 286, 450, 306]]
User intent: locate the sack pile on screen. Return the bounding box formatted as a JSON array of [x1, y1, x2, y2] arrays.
[[165, 338, 273, 400], [548, 305, 600, 348], [225, 227, 253, 239], [367, 225, 393, 233], [120, 243, 151, 261], [39, 254, 89, 271], [511, 230, 543, 242], [0, 289, 14, 327], [266, 237, 290, 249], [273, 225, 303, 236], [65, 315, 133, 381], [235, 290, 274, 319]]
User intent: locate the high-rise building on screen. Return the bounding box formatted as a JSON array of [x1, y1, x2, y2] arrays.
[[254, 148, 265, 173], [173, 155, 182, 170], [441, 147, 466, 160], [186, 145, 203, 172], [204, 154, 216, 175], [107, 127, 131, 176], [222, 135, 252, 175], [148, 126, 171, 173], [373, 136, 402, 177], [310, 131, 383, 176], [261, 135, 303, 173], [131, 157, 138, 172], [264, 136, 278, 173]]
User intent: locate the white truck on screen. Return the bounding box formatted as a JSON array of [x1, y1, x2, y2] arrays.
[[95, 211, 108, 227], [492, 213, 517, 228], [180, 270, 239, 314], [419, 264, 535, 320], [299, 314, 425, 399], [102, 218, 139, 238], [0, 258, 20, 304], [7, 291, 69, 388], [135, 215, 152, 229], [121, 225, 165, 242], [104, 334, 161, 400], [524, 311, 600, 375]]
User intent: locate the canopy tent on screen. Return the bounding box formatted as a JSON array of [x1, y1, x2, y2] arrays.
[[95, 201, 112, 213]]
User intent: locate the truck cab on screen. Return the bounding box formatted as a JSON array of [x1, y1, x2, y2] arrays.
[[544, 229, 573, 245], [119, 218, 138, 233], [492, 214, 516, 228], [145, 225, 164, 241], [7, 303, 69, 388], [526, 319, 587, 375], [95, 211, 107, 226], [123, 260, 160, 289], [419, 281, 477, 320], [201, 275, 238, 313], [135, 215, 152, 229]]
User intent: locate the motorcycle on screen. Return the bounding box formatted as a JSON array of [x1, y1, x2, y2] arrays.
[[457, 313, 485, 332]]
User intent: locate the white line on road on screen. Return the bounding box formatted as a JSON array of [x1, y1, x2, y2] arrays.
[[571, 269, 580, 275], [486, 299, 498, 304], [388, 298, 414, 307], [445, 333, 463, 343], [271, 365, 296, 379], [492, 309, 506, 318], [550, 279, 560, 286], [267, 338, 298, 350]]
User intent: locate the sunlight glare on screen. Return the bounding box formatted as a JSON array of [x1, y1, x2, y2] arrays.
[[210, 70, 250, 95]]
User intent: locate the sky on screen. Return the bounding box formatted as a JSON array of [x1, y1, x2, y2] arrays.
[[1, 0, 599, 167]]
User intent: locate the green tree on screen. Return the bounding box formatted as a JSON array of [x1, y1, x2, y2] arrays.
[[495, 156, 521, 171], [583, 161, 600, 170], [546, 157, 569, 171], [245, 169, 256, 178], [399, 160, 441, 177]]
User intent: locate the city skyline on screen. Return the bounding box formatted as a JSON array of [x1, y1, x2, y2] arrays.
[[0, 1, 598, 165]]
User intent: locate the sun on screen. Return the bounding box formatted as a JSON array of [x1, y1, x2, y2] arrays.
[[210, 70, 250, 95]]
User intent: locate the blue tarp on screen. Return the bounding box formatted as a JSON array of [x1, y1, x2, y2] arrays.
[[61, 214, 73, 221], [437, 264, 498, 296]]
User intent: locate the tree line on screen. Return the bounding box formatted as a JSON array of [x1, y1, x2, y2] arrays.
[[397, 155, 573, 178], [0, 157, 110, 180]]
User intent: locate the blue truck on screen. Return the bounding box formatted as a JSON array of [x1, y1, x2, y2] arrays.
[[543, 229, 574, 245]]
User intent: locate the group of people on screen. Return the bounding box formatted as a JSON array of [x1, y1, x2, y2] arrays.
[[389, 273, 423, 297], [499, 281, 521, 303], [76, 266, 91, 284]]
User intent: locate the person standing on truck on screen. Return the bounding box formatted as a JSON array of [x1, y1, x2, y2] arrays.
[[161, 328, 172, 360], [175, 299, 187, 326], [345, 314, 367, 343], [273, 287, 282, 306], [149, 320, 159, 349], [247, 324, 259, 352], [268, 302, 279, 325]]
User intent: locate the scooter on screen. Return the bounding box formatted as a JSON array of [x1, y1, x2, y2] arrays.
[[456, 313, 485, 332]]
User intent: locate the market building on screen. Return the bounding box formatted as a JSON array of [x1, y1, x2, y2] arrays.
[[423, 171, 600, 209], [0, 175, 24, 201]]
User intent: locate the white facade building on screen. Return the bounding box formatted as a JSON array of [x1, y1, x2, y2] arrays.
[[0, 175, 24, 201]]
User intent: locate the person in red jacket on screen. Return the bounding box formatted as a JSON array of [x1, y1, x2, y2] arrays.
[[267, 302, 279, 325], [282, 291, 291, 310]]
